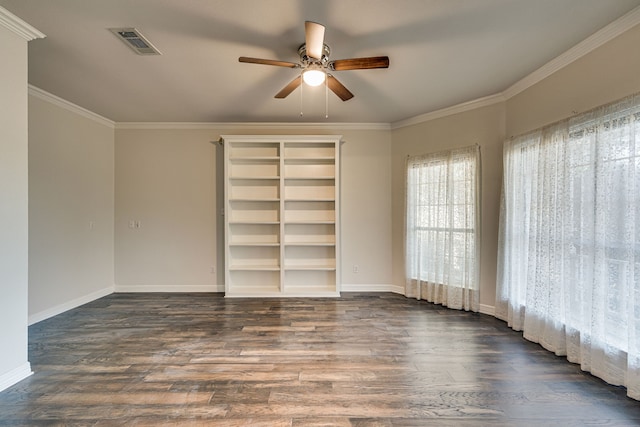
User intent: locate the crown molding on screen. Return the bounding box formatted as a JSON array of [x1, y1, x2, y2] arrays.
[[28, 85, 115, 129], [0, 6, 45, 41], [115, 122, 391, 131], [392, 5, 640, 130], [391, 93, 507, 130], [22, 5, 640, 132], [502, 5, 640, 99]]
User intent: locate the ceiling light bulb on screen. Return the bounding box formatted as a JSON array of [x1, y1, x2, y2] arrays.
[[303, 69, 326, 86]]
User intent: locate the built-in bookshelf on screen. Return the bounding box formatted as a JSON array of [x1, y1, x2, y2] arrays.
[[222, 135, 341, 297]]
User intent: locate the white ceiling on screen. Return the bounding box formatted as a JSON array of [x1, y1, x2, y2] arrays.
[[2, 0, 640, 124]]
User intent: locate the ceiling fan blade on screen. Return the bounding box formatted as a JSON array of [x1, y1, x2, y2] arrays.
[[305, 21, 325, 59], [239, 57, 299, 68], [327, 75, 354, 101], [275, 76, 302, 99], [330, 56, 390, 71]]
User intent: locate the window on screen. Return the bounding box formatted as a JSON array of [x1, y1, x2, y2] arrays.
[[405, 145, 480, 311], [496, 92, 640, 400]]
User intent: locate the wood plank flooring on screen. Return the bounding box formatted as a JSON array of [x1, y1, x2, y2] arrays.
[[1, 292, 639, 426]]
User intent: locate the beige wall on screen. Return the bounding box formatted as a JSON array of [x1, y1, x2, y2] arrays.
[[507, 23, 640, 137], [18, 15, 640, 331], [390, 103, 506, 311], [339, 129, 393, 290], [114, 126, 393, 292], [0, 23, 30, 387], [28, 95, 115, 321], [114, 128, 218, 291]]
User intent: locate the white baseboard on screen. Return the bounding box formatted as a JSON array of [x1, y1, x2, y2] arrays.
[[114, 284, 223, 293], [342, 285, 496, 316], [27, 283, 495, 321], [479, 304, 496, 316], [29, 286, 114, 325], [0, 362, 33, 392], [341, 283, 404, 294]]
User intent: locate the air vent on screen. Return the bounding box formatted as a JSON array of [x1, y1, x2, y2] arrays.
[[109, 27, 161, 55]]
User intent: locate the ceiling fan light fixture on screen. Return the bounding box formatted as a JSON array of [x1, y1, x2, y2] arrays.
[[303, 69, 326, 86]]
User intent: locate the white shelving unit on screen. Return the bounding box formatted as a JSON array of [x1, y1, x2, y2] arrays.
[[222, 135, 341, 297]]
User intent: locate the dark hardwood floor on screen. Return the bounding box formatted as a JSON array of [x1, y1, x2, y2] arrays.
[[1, 292, 639, 426]]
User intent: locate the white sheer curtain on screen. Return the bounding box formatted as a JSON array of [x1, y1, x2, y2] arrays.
[[496, 93, 640, 399], [405, 145, 480, 312]]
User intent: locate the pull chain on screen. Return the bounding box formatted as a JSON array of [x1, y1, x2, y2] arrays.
[[299, 73, 304, 117], [325, 75, 329, 119]]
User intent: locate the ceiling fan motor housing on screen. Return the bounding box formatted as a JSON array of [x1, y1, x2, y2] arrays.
[[298, 43, 331, 69]]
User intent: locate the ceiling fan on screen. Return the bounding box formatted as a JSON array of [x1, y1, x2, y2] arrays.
[[239, 21, 389, 101]]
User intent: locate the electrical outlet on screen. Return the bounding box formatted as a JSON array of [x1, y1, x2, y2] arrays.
[[353, 265, 359, 273], [210, 266, 216, 274]]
